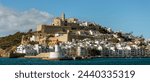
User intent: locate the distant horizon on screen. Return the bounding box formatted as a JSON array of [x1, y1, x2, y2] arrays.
[[0, 0, 150, 39]]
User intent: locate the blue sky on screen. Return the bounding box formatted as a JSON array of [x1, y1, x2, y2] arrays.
[[0, 0, 150, 38]]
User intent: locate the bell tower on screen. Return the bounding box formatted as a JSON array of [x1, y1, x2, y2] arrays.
[[61, 12, 65, 21]]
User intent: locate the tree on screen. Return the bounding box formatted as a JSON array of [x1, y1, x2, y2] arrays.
[[27, 29, 32, 33]]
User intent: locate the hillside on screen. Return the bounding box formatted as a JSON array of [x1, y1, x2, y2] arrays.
[[0, 32, 27, 50]]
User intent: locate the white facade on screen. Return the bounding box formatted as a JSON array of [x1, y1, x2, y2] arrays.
[[16, 44, 36, 55], [16, 44, 48, 56], [33, 44, 43, 54], [49, 44, 63, 59], [79, 22, 93, 26], [30, 35, 36, 41]]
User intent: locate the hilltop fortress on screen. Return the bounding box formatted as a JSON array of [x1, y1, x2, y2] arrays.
[[36, 12, 79, 43], [28, 13, 110, 45], [14, 13, 150, 59]]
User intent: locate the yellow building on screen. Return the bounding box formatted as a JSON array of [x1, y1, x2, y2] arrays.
[[52, 13, 66, 26], [35, 13, 90, 45], [37, 13, 80, 34], [37, 25, 71, 34]]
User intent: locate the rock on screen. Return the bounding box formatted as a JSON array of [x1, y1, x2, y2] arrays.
[[0, 48, 5, 57], [0, 46, 25, 58]]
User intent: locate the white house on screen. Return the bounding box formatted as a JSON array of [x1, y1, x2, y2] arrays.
[[33, 44, 43, 54], [16, 44, 37, 55], [30, 35, 36, 41]]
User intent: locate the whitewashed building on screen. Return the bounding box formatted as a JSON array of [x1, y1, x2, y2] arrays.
[[30, 35, 36, 41], [16, 44, 37, 55], [49, 44, 64, 59]]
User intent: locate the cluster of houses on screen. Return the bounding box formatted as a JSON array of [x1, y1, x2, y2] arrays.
[[15, 13, 150, 59], [16, 34, 150, 58], [59, 39, 149, 57]]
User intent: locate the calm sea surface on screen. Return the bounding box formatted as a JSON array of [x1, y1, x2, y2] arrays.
[[0, 58, 150, 65]]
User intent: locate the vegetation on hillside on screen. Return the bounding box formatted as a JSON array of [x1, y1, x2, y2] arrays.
[[0, 32, 26, 50]]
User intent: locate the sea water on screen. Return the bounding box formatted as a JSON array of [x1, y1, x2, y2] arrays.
[[0, 58, 150, 65]]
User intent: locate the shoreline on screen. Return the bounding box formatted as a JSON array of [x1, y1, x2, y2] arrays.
[[1, 55, 150, 61], [1, 57, 150, 65]]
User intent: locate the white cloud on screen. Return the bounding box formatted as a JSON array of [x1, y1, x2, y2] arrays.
[[0, 5, 53, 37]]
